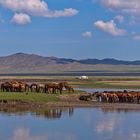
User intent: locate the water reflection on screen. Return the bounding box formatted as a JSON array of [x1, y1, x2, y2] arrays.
[[0, 107, 74, 119], [12, 128, 47, 140], [76, 88, 140, 93], [0, 107, 140, 140], [10, 127, 77, 140], [101, 108, 140, 113], [33, 107, 74, 119]]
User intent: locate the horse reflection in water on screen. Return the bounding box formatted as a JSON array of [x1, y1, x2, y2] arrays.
[[35, 107, 74, 119], [0, 107, 74, 119], [101, 108, 140, 114]]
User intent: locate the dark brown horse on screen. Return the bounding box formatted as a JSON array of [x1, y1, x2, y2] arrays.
[[45, 83, 57, 94], [1, 82, 12, 92], [45, 82, 67, 94]]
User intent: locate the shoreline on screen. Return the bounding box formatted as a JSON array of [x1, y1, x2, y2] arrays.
[[0, 93, 139, 110], [1, 99, 140, 110]]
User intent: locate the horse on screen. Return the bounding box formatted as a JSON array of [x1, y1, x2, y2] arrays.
[[37, 83, 45, 93], [45, 83, 58, 94], [30, 83, 38, 92], [45, 82, 67, 94], [1, 82, 12, 92], [9, 81, 22, 92], [64, 85, 74, 93], [18, 81, 30, 92], [107, 93, 119, 103]]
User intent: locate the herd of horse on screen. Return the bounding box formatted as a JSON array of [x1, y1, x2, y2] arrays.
[[80, 90, 140, 104], [0, 81, 74, 94], [94, 90, 140, 103], [2, 80, 140, 104]]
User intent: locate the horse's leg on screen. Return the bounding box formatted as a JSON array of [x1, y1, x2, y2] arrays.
[[52, 88, 55, 94], [60, 88, 62, 94]]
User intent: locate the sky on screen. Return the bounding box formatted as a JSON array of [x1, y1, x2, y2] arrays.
[[0, 0, 140, 60]]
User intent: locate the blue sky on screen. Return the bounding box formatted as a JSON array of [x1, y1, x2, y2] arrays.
[[0, 0, 140, 60]]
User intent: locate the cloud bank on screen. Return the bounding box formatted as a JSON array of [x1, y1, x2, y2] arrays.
[[100, 0, 140, 16], [0, 0, 79, 18]]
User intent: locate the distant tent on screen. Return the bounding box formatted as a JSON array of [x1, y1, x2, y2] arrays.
[[76, 76, 89, 80]]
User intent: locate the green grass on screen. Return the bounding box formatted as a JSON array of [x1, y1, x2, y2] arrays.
[[70, 77, 140, 89], [73, 81, 140, 89], [87, 82, 140, 89], [0, 92, 58, 102], [0, 90, 84, 103]]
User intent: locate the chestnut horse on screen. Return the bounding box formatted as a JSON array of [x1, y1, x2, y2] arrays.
[[45, 82, 68, 94]]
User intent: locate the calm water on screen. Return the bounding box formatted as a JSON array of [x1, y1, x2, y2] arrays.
[[0, 107, 140, 140], [0, 72, 140, 76], [76, 88, 140, 93]]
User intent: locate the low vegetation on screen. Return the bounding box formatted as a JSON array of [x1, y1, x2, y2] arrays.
[[0, 90, 83, 103], [71, 76, 140, 89]]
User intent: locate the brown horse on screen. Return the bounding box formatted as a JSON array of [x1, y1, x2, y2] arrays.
[[64, 85, 74, 93], [37, 83, 45, 93], [107, 93, 119, 103], [1, 82, 12, 92], [45, 82, 67, 94], [45, 83, 57, 94], [30, 83, 38, 92], [10, 81, 22, 92], [18, 81, 30, 92]]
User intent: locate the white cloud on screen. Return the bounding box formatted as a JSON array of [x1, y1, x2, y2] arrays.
[[0, 0, 48, 16], [11, 13, 31, 25], [96, 120, 115, 133], [12, 127, 76, 140], [94, 20, 126, 36], [82, 31, 92, 38], [115, 15, 124, 23], [13, 128, 48, 140], [100, 0, 140, 16], [133, 35, 140, 41], [132, 133, 140, 139], [0, 0, 78, 18], [45, 8, 79, 18]]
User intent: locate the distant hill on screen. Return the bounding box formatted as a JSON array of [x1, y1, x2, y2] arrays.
[[0, 53, 140, 73]]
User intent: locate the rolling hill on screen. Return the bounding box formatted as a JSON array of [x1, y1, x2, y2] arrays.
[[0, 53, 140, 73]]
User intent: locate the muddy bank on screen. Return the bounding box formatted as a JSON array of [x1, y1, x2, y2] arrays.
[[1, 98, 140, 110]]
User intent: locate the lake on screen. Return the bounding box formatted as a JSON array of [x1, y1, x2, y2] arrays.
[[76, 88, 140, 93], [1, 107, 140, 140], [0, 72, 140, 77]]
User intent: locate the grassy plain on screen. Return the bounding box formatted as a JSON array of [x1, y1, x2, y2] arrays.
[[71, 76, 140, 89], [0, 75, 140, 107], [0, 75, 140, 89]]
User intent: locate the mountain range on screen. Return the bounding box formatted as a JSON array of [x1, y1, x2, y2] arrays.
[[0, 53, 140, 73]]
